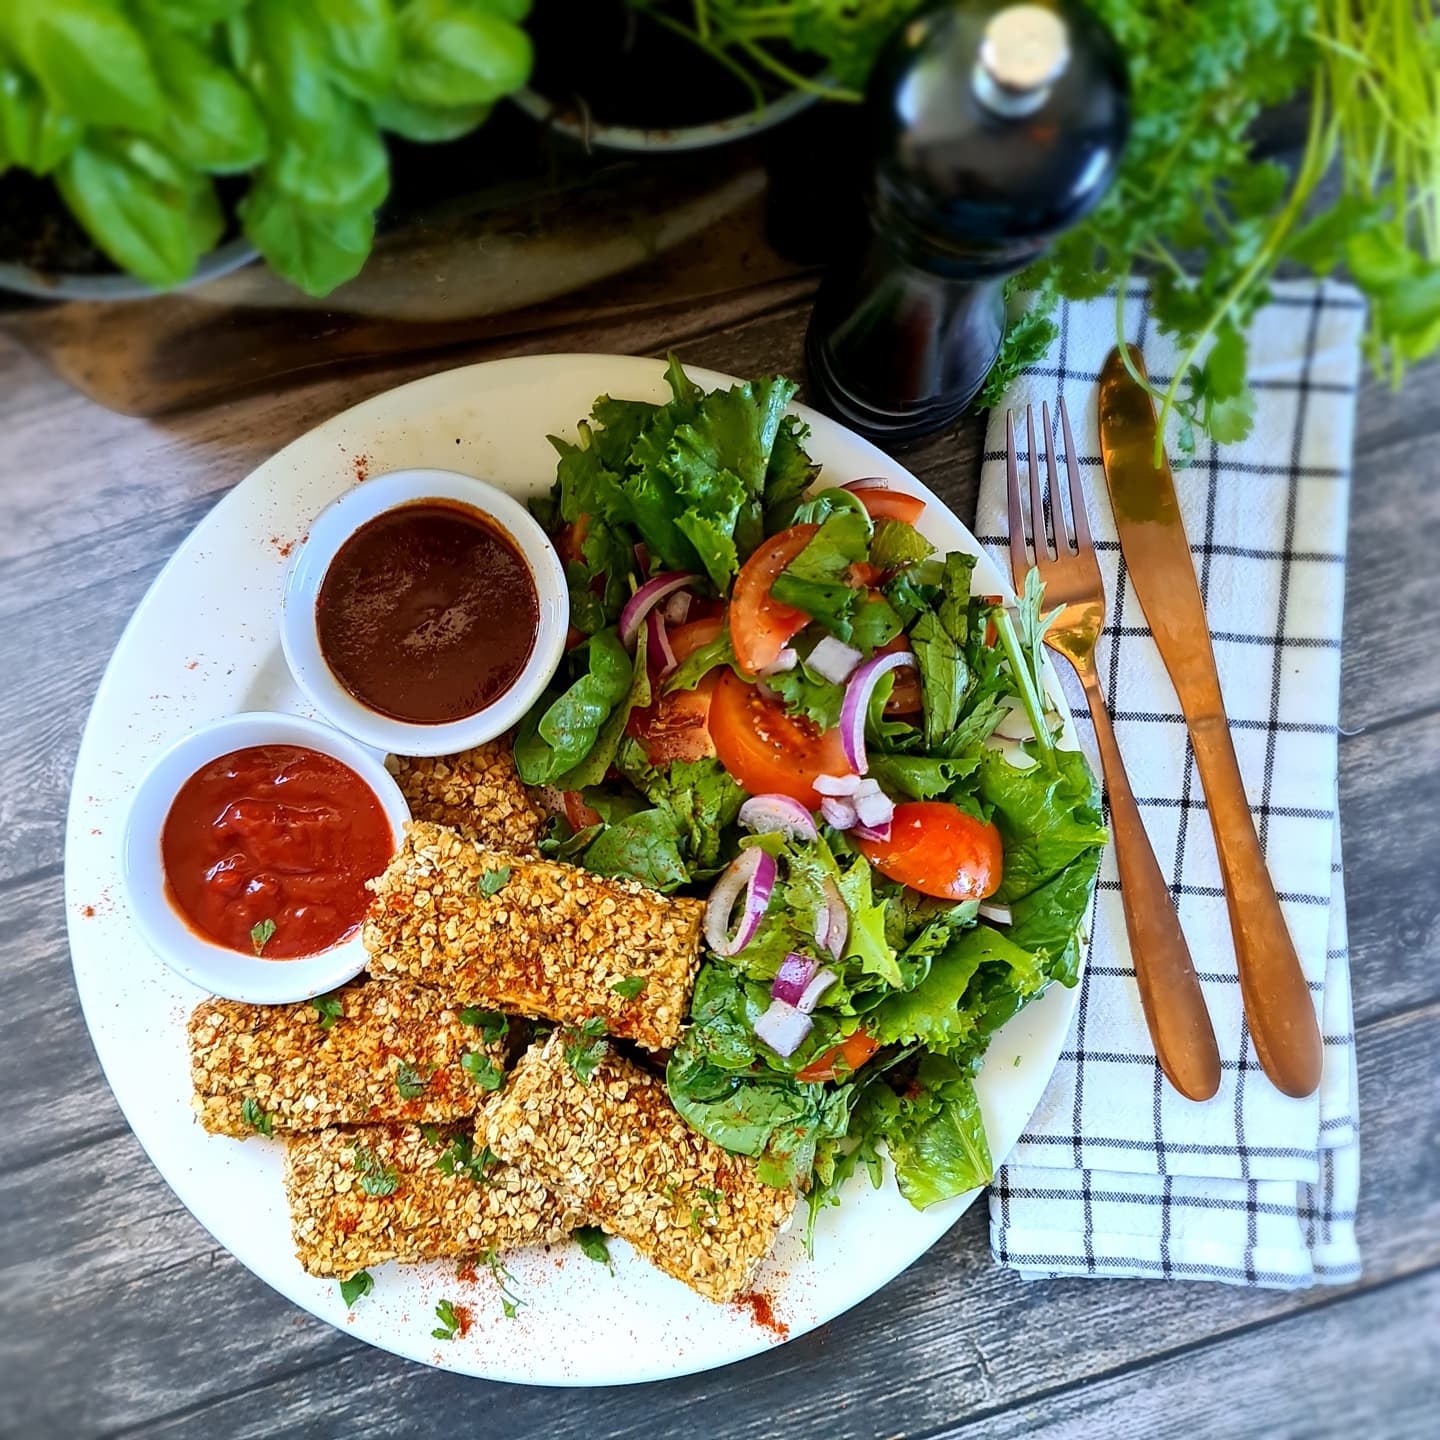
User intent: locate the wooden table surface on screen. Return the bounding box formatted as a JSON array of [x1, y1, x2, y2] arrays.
[[2, 275, 1436, 1440]]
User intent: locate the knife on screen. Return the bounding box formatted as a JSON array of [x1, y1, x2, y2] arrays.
[[1097, 346, 1322, 1099]]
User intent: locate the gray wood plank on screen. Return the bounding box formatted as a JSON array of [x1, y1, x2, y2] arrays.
[[7, 1001, 1430, 1440], [929, 1268, 1440, 1440]]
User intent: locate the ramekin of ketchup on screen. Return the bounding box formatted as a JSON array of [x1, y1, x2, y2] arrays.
[[280, 470, 568, 756], [124, 712, 409, 1004]]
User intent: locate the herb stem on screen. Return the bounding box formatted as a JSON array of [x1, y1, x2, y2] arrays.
[[991, 606, 1055, 771]]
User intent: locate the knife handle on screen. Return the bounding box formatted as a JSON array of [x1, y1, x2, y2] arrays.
[[1079, 669, 1221, 1101], [1188, 716, 1323, 1098]]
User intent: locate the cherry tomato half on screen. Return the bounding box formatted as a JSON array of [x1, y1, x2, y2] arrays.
[[728, 523, 817, 675], [843, 481, 926, 526], [797, 1030, 880, 1083], [708, 669, 852, 807], [855, 801, 1003, 901]]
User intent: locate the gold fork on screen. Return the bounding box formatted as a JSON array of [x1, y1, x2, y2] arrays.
[[1006, 400, 1221, 1102]]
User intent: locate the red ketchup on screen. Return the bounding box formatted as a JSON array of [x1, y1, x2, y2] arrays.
[[161, 744, 393, 959]]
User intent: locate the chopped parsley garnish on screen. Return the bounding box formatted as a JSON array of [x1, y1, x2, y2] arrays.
[[690, 1186, 723, 1233], [249, 918, 276, 955], [240, 1098, 272, 1136], [419, 1123, 447, 1145], [477, 865, 511, 897], [461, 1051, 505, 1091], [561, 1017, 607, 1082], [434, 1134, 499, 1185], [484, 1247, 525, 1319], [339, 1270, 373, 1307], [310, 992, 344, 1030], [572, 1226, 612, 1269], [351, 1144, 400, 1197], [431, 1298, 461, 1341], [459, 1007, 508, 1043], [610, 975, 647, 1000], [395, 1060, 433, 1100]]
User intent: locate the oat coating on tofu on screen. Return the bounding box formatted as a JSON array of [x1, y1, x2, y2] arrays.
[[385, 741, 543, 853], [363, 822, 704, 1051], [486, 1033, 795, 1303], [284, 1117, 580, 1277], [188, 980, 506, 1138]]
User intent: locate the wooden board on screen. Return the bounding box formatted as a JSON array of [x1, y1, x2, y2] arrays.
[[1, 284, 1436, 1437]]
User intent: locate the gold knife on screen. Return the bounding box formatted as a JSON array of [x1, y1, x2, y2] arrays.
[[1097, 346, 1322, 1099]]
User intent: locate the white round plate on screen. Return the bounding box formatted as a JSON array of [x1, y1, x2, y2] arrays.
[[65, 355, 1081, 1386]]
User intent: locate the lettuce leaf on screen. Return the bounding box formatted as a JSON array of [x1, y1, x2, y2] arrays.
[[769, 507, 872, 639], [886, 1056, 992, 1207]]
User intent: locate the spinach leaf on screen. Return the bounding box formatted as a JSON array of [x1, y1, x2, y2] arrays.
[[619, 753, 745, 873], [581, 807, 687, 892], [513, 631, 632, 785], [551, 627, 651, 791]]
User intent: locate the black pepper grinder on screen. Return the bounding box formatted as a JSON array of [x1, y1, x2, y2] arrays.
[[805, 0, 1129, 442]]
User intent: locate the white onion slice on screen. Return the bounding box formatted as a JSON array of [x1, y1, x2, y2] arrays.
[[664, 590, 692, 625], [992, 695, 1036, 742], [814, 772, 861, 798], [854, 785, 896, 829], [759, 649, 799, 676], [796, 967, 839, 1014], [820, 796, 857, 830], [738, 794, 817, 843], [619, 571, 696, 649], [704, 848, 776, 956], [808, 635, 864, 685], [978, 902, 1013, 926], [839, 650, 918, 774], [753, 999, 812, 1058]]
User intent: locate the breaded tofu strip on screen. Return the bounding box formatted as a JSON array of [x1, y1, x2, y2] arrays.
[[364, 822, 704, 1051], [284, 1115, 580, 1277], [385, 741, 543, 853], [188, 980, 505, 1138], [486, 1034, 795, 1303]]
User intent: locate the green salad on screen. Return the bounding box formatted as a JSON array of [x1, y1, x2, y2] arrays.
[[518, 358, 1105, 1239]]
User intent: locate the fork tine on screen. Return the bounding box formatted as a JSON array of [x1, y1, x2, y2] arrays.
[[1041, 400, 1071, 553], [1058, 396, 1093, 551], [1025, 404, 1051, 563], [1005, 409, 1029, 585]]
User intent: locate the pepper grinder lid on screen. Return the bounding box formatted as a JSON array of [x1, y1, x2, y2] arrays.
[[870, 0, 1129, 267]]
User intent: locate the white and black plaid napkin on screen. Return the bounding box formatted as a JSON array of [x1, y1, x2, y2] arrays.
[[977, 281, 1364, 1287]]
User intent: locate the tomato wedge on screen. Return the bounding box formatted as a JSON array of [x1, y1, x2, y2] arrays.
[[728, 523, 817, 675], [627, 617, 724, 766], [561, 790, 602, 831], [709, 669, 852, 807], [855, 801, 1003, 901], [797, 1030, 879, 1083], [843, 481, 926, 526]]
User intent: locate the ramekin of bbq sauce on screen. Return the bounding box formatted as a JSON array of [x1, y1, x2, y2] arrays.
[[124, 713, 410, 1004], [280, 470, 567, 755]]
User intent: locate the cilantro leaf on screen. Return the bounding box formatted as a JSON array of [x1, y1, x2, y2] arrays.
[[573, 1225, 613, 1268], [477, 866, 511, 898], [434, 1134, 499, 1185], [339, 1270, 373, 1307], [395, 1060, 433, 1100], [240, 1097, 272, 1137], [461, 1052, 505, 1092], [610, 975, 647, 1000], [351, 1144, 399, 1197], [310, 992, 344, 1030], [459, 1007, 508, 1043], [249, 918, 276, 955], [561, 1017, 607, 1082]]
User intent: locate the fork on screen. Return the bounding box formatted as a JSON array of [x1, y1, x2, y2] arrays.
[[1006, 400, 1221, 1102]]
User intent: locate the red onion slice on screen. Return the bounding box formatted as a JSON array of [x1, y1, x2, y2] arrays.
[[851, 820, 892, 843], [738, 794, 818, 843], [839, 650, 918, 775], [977, 902, 1013, 926], [664, 590, 692, 625], [796, 967, 839, 1014], [771, 951, 819, 1006], [853, 785, 895, 829], [820, 796, 857, 830], [646, 608, 677, 678], [753, 998, 812, 1058], [620, 571, 697, 649], [808, 635, 864, 685], [704, 848, 776, 957], [819, 874, 848, 959]]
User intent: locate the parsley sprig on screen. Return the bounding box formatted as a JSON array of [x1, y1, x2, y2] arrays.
[[461, 1052, 505, 1091], [561, 1017, 607, 1082], [434, 1134, 499, 1185], [339, 1271, 373, 1307], [431, 1298, 461, 1341], [240, 1098, 272, 1136], [351, 1144, 399, 1197]]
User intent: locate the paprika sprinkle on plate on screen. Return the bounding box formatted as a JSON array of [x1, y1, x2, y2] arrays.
[[314, 500, 540, 725], [160, 744, 393, 960]]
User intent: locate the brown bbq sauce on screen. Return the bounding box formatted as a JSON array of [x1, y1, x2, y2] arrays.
[[316, 500, 538, 724]]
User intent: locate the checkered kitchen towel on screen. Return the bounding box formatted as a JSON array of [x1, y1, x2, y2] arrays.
[[980, 281, 1364, 1287]]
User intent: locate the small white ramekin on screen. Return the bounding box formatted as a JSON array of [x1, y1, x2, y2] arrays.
[[279, 468, 568, 756], [123, 711, 410, 1004]]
